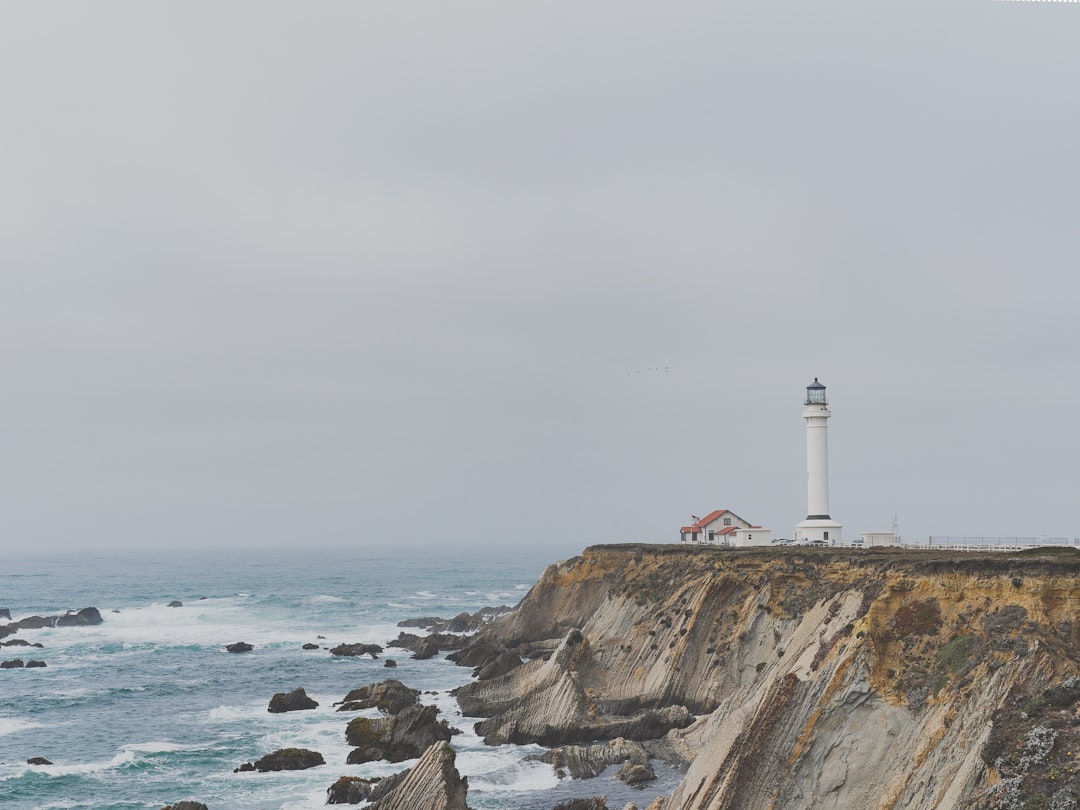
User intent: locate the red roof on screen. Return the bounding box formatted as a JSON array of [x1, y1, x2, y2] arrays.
[[696, 510, 730, 526]]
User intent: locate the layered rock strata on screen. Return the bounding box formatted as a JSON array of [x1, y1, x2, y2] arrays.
[[365, 742, 470, 810], [452, 544, 1080, 809]]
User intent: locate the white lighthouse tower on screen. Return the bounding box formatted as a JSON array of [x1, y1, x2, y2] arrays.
[[794, 378, 843, 545]]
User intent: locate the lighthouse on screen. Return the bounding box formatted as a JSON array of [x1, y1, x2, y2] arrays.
[[794, 378, 843, 544]]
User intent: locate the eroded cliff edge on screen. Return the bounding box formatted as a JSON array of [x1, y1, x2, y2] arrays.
[[454, 544, 1080, 810]]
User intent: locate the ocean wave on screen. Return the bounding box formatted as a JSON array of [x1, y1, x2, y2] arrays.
[[120, 740, 197, 753], [307, 594, 345, 604], [33, 750, 138, 777], [458, 750, 559, 794], [0, 717, 40, 737]]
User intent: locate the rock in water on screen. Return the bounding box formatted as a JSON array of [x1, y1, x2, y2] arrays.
[[365, 742, 470, 810], [532, 738, 650, 780], [236, 748, 325, 772], [25, 660, 47, 668], [615, 761, 656, 787], [552, 799, 608, 810], [225, 642, 253, 653], [161, 803, 208, 810], [326, 775, 383, 805], [330, 643, 383, 659], [0, 608, 10, 620], [55, 607, 103, 626], [26, 757, 52, 765], [268, 687, 319, 713], [1, 659, 24, 668], [335, 680, 419, 715], [167, 600, 183, 608], [345, 704, 455, 764]]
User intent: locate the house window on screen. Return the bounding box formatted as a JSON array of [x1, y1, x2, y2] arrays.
[[708, 531, 715, 542], [823, 531, 829, 541], [723, 518, 732, 526]]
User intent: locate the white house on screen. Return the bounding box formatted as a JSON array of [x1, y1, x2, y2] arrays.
[[680, 510, 753, 544]]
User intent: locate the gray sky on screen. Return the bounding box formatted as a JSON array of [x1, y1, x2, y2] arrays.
[[2, 1, 1078, 556]]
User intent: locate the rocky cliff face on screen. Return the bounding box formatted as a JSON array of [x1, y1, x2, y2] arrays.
[[456, 544, 1080, 810]]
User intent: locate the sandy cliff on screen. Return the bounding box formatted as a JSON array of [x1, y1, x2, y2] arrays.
[[455, 544, 1080, 809]]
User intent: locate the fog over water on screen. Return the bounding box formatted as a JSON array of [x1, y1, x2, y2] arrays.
[[1, 1, 1078, 556]]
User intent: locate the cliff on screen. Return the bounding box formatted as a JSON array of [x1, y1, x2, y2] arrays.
[[455, 544, 1080, 809]]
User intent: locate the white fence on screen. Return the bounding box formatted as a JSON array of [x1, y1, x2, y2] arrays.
[[911, 536, 1080, 552]]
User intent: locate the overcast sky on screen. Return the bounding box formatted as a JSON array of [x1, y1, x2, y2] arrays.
[[1, 1, 1078, 557]]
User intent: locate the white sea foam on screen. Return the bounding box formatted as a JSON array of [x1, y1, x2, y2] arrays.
[[36, 750, 137, 777], [18, 598, 404, 652], [206, 702, 270, 724], [0, 717, 40, 737], [121, 740, 196, 753], [464, 755, 560, 794], [307, 594, 345, 604]]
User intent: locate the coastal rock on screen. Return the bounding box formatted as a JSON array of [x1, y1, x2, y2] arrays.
[[25, 660, 47, 668], [345, 704, 455, 764], [1, 659, 24, 668], [531, 738, 651, 781], [335, 679, 419, 714], [0, 608, 10, 620], [236, 748, 325, 772], [473, 649, 522, 680], [26, 757, 52, 765], [225, 642, 253, 653], [1, 639, 44, 647], [385, 659, 397, 668], [365, 742, 470, 810], [327, 775, 382, 804], [302, 643, 320, 650], [397, 616, 444, 630], [330, 642, 383, 659], [614, 761, 655, 787], [55, 607, 103, 626], [412, 637, 440, 660], [454, 629, 693, 746], [12, 616, 52, 629], [552, 799, 608, 810], [398, 606, 513, 633], [161, 803, 208, 810], [167, 600, 183, 608], [447, 637, 519, 674], [268, 687, 318, 713], [388, 632, 468, 659], [387, 631, 422, 649]]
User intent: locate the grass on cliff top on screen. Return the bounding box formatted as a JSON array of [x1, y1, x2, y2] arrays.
[[586, 543, 1080, 569]]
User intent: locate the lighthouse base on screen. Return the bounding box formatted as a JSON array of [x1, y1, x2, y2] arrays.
[[793, 518, 843, 546]]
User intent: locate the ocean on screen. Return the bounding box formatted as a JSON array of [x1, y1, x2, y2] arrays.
[[0, 548, 681, 810]]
